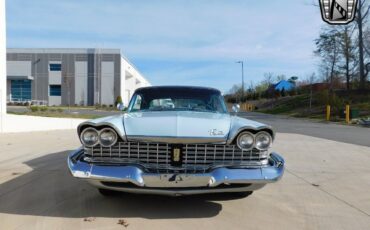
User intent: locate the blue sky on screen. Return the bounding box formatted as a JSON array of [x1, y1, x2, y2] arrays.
[[6, 0, 325, 93]]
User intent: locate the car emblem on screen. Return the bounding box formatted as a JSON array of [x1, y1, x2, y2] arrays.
[[168, 174, 184, 183], [319, 0, 358, 25], [209, 129, 224, 136], [173, 148, 181, 162]]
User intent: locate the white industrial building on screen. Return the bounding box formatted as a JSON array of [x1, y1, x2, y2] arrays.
[[0, 0, 5, 117], [6, 48, 150, 106]]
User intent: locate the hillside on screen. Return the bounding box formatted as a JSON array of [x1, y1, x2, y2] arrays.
[[253, 91, 370, 122]]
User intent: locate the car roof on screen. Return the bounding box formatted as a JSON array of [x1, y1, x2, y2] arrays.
[[134, 86, 221, 94]]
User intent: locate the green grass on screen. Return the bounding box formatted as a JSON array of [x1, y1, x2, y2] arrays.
[[258, 95, 310, 115], [259, 105, 293, 114], [256, 93, 370, 124]]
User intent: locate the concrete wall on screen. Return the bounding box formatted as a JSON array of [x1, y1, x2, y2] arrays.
[[101, 61, 115, 105], [6, 79, 11, 101], [2, 114, 86, 133], [0, 0, 5, 118], [120, 58, 127, 105], [48, 96, 62, 106], [74, 61, 88, 106], [48, 61, 62, 84], [120, 56, 151, 105], [7, 61, 31, 76]]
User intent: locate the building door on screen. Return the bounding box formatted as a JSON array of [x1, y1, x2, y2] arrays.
[[10, 80, 32, 102]]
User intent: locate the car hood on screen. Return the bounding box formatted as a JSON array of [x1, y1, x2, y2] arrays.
[[77, 111, 274, 144], [123, 111, 231, 143]]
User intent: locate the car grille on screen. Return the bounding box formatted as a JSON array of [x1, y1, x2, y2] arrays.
[[83, 142, 269, 173]]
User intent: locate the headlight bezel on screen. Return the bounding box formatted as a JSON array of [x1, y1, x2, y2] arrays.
[[98, 127, 118, 147], [80, 127, 99, 147], [80, 126, 119, 147], [235, 130, 273, 151], [254, 131, 273, 151], [236, 131, 255, 151]]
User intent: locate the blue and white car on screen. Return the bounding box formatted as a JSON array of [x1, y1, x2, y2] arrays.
[[68, 86, 284, 197]]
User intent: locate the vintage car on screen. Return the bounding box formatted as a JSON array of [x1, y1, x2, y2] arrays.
[[68, 86, 284, 197]]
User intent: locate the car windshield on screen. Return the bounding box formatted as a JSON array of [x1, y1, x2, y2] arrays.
[[128, 87, 228, 113]]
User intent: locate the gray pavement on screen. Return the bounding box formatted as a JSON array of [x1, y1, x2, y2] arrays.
[[240, 112, 370, 147], [0, 130, 370, 229]]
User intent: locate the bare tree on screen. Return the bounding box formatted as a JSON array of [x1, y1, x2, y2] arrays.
[[276, 74, 287, 81], [308, 73, 316, 112], [355, 0, 370, 89], [338, 25, 356, 90], [315, 27, 342, 91], [263, 72, 275, 86]]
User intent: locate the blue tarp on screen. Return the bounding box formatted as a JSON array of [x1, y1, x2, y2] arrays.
[[273, 80, 295, 91]]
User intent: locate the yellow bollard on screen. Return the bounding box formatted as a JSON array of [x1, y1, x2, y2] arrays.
[[326, 105, 331, 121], [345, 105, 350, 124]]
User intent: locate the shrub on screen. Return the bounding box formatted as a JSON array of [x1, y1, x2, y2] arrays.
[[115, 96, 123, 106], [30, 106, 39, 112], [281, 89, 286, 97], [316, 90, 344, 116], [317, 90, 330, 105], [40, 106, 48, 112]]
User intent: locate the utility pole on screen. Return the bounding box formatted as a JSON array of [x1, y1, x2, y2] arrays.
[[236, 61, 244, 103]]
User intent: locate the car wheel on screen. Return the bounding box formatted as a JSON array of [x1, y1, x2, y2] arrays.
[[98, 188, 120, 196]]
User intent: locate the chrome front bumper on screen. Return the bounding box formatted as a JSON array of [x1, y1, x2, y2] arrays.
[[67, 148, 285, 195]]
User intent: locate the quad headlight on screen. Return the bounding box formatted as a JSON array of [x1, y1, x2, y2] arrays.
[[236, 131, 272, 151], [255, 131, 272, 150], [236, 131, 255, 150], [80, 127, 118, 147], [80, 127, 99, 147], [99, 128, 118, 147]]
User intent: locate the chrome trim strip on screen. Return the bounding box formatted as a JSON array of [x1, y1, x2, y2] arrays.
[[127, 135, 227, 144], [88, 180, 266, 196]]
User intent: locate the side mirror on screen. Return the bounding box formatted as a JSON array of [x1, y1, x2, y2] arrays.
[[116, 102, 125, 111], [232, 104, 240, 113]]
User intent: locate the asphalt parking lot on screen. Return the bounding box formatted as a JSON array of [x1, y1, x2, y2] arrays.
[[240, 112, 370, 147], [1, 117, 370, 229]]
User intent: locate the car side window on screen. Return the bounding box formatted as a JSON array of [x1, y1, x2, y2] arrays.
[[149, 98, 174, 110], [132, 95, 142, 111]]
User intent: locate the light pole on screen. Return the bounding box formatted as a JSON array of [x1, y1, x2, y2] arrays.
[[236, 61, 244, 103]]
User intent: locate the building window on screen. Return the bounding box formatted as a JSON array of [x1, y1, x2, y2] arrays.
[[49, 63, 62, 71], [49, 85, 62, 96], [11, 80, 32, 101]]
